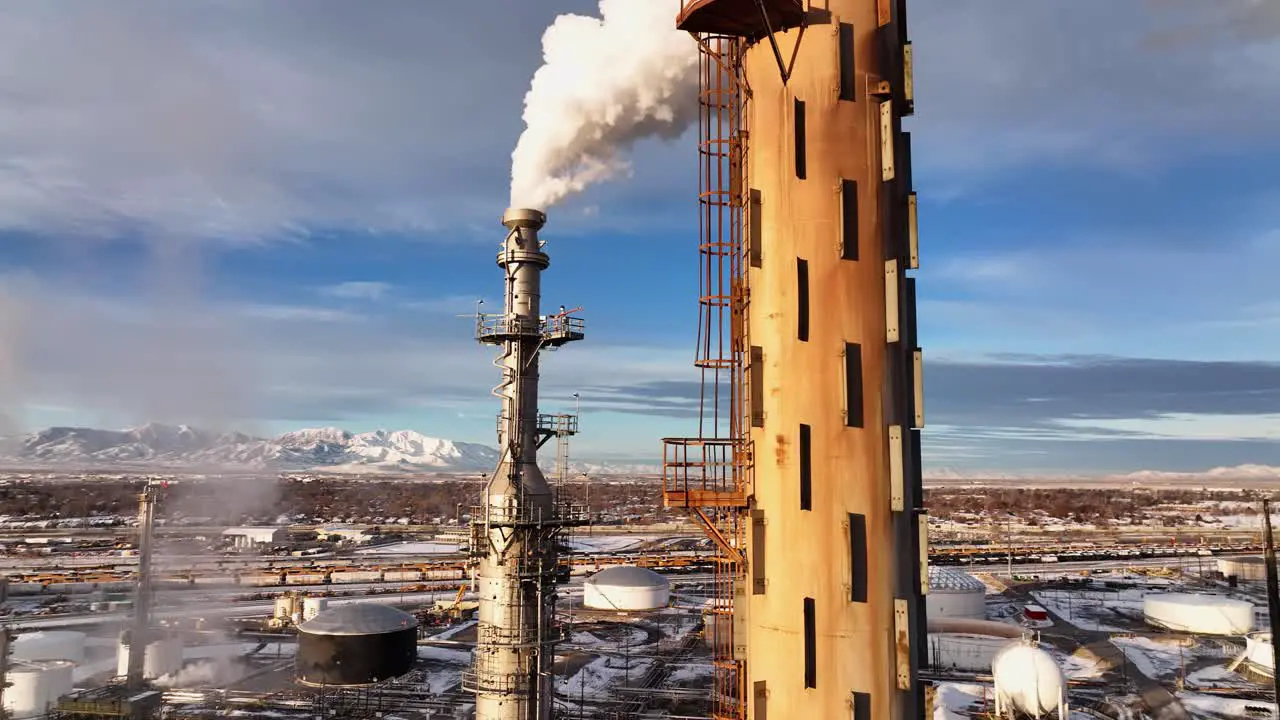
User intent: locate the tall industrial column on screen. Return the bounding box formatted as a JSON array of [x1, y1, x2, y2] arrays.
[[666, 1, 925, 719], [125, 483, 158, 690], [467, 208, 586, 720]]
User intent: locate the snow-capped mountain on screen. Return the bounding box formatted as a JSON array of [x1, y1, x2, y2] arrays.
[[2, 423, 501, 472]]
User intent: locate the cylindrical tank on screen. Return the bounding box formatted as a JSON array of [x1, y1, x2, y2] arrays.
[[116, 633, 185, 680], [11, 631, 87, 665], [1142, 593, 1254, 635], [926, 568, 986, 619], [583, 566, 671, 612], [296, 603, 418, 686], [1217, 556, 1269, 582], [1245, 631, 1274, 677], [927, 634, 1016, 672], [274, 594, 302, 620], [3, 661, 75, 719], [992, 644, 1066, 718], [302, 596, 330, 622]]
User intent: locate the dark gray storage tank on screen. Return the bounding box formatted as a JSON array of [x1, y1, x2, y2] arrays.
[[295, 603, 418, 686]]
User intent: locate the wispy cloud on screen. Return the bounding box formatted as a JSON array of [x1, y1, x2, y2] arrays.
[[318, 281, 393, 302], [0, 1, 600, 242]]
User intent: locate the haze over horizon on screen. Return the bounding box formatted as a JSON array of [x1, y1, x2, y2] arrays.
[[0, 1, 1278, 473]]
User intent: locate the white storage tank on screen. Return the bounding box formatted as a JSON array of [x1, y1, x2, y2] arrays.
[[303, 596, 330, 622], [116, 634, 185, 680], [274, 594, 302, 621], [11, 631, 87, 665], [3, 661, 75, 719], [992, 643, 1067, 718], [583, 566, 670, 612], [1244, 631, 1274, 677], [926, 567, 987, 620], [1143, 593, 1254, 635], [1218, 556, 1269, 582], [927, 634, 1015, 671]]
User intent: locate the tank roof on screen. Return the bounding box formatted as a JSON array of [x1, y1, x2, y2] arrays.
[[298, 602, 418, 636], [928, 567, 986, 594], [586, 565, 670, 589]]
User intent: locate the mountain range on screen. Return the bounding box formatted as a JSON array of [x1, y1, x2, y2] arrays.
[[2, 424, 507, 473], [1, 424, 1276, 481]]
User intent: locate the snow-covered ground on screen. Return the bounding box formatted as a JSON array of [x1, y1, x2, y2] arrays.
[[356, 540, 461, 555], [1057, 649, 1107, 680], [1179, 692, 1277, 719], [932, 682, 985, 719], [1031, 588, 1145, 632], [1111, 636, 1195, 680], [565, 534, 665, 553]]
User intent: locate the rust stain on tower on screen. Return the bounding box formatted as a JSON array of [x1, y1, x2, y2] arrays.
[[661, 1, 926, 719]]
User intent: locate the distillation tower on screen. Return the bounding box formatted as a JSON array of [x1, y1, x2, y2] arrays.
[[466, 208, 586, 720], [662, 1, 925, 719]]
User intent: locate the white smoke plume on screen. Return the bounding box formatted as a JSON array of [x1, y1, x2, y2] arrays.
[[509, 0, 699, 209]]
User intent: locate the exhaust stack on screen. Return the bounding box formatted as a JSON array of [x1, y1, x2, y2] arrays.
[[465, 208, 586, 720]]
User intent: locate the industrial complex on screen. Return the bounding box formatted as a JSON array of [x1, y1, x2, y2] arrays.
[[1, 2, 1278, 720]]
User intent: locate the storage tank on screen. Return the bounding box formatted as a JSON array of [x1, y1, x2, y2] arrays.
[[992, 643, 1067, 718], [1244, 631, 1274, 677], [116, 633, 184, 680], [926, 567, 986, 620], [296, 603, 418, 686], [927, 634, 1015, 672], [1217, 556, 1269, 582], [582, 566, 671, 612], [302, 596, 330, 622], [274, 594, 302, 621], [3, 661, 75, 719], [11, 631, 87, 665], [1143, 593, 1254, 635]]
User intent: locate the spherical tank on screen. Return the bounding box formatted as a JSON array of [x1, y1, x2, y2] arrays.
[[296, 603, 418, 686], [583, 566, 670, 612], [302, 596, 330, 622], [3, 661, 75, 719], [992, 644, 1065, 718], [11, 631, 87, 665], [926, 567, 986, 620], [1142, 593, 1254, 635]]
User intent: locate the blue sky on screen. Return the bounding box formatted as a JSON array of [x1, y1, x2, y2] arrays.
[[1, 1, 1278, 473]]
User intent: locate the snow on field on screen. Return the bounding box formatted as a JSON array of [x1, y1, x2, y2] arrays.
[[932, 683, 985, 720], [432, 619, 477, 641], [1057, 650, 1107, 679], [1179, 692, 1277, 719], [1111, 636, 1194, 680], [556, 655, 632, 697], [667, 662, 714, 684], [1185, 662, 1248, 688], [1031, 588, 1144, 632], [425, 668, 464, 693], [357, 541, 461, 555], [565, 534, 664, 553]]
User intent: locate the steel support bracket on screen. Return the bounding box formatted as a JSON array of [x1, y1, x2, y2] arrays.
[[754, 0, 806, 85]]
